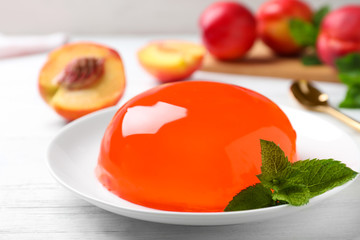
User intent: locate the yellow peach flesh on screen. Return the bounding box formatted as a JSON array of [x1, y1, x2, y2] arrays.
[[50, 56, 124, 110], [39, 43, 125, 120], [138, 41, 205, 81]]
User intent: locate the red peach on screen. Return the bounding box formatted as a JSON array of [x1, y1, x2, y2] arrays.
[[199, 1, 257, 60], [317, 5, 360, 66], [257, 0, 312, 56]]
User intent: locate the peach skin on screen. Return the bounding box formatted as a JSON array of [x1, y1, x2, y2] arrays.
[[317, 5, 360, 66], [257, 0, 313, 56], [199, 1, 257, 60]]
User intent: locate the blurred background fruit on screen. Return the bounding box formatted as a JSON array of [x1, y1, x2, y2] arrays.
[[257, 0, 313, 55], [199, 1, 257, 60], [317, 5, 360, 66], [137, 40, 205, 82]]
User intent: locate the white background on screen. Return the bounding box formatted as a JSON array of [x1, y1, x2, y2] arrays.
[[0, 0, 359, 34]]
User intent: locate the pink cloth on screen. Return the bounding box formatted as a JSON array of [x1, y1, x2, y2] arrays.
[[0, 33, 68, 59]]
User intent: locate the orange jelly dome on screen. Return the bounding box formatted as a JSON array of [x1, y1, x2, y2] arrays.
[[96, 81, 297, 212]]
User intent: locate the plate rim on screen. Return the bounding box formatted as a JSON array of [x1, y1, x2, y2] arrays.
[[45, 105, 360, 221]]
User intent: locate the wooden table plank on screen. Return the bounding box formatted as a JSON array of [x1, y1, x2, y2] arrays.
[[201, 41, 339, 82]]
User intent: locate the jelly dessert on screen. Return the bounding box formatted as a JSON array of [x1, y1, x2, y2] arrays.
[[96, 81, 297, 212]]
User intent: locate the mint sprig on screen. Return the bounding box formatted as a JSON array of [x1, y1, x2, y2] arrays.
[[313, 6, 331, 29], [289, 6, 330, 65], [224, 140, 357, 211], [339, 85, 360, 108], [289, 19, 317, 47], [335, 53, 360, 108]]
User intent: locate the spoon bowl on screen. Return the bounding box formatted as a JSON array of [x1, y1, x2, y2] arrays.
[[290, 79, 329, 110]]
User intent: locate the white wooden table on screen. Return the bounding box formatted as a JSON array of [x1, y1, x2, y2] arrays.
[[1, 36, 360, 240]]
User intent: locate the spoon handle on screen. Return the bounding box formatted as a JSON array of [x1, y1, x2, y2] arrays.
[[323, 106, 360, 132]]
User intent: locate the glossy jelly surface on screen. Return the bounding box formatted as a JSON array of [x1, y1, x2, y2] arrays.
[[96, 81, 297, 212]]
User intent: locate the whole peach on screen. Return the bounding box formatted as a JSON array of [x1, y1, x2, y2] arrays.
[[257, 0, 312, 56], [317, 6, 360, 66], [199, 1, 257, 60]]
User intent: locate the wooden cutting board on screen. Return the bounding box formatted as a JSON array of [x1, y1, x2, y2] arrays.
[[200, 41, 339, 82]]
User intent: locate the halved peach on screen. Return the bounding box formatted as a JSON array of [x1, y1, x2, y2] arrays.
[[138, 40, 205, 83], [39, 42, 126, 121]]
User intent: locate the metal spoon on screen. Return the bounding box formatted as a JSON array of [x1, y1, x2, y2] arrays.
[[290, 79, 360, 132]]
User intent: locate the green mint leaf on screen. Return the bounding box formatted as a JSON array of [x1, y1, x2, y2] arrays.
[[335, 53, 360, 108], [258, 165, 302, 191], [336, 53, 360, 75], [338, 72, 360, 86], [339, 85, 360, 108], [259, 140, 291, 179], [338, 69, 360, 87], [289, 18, 317, 46], [336, 53, 360, 85], [224, 183, 275, 211], [273, 184, 311, 206], [288, 5, 329, 64], [292, 159, 358, 197], [313, 6, 330, 28], [301, 53, 322, 65]]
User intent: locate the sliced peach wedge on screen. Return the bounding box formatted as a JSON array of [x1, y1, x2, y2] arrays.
[[39, 42, 126, 121], [138, 40, 205, 83]]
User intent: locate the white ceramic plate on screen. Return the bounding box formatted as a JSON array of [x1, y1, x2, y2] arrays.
[[46, 106, 360, 226]]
